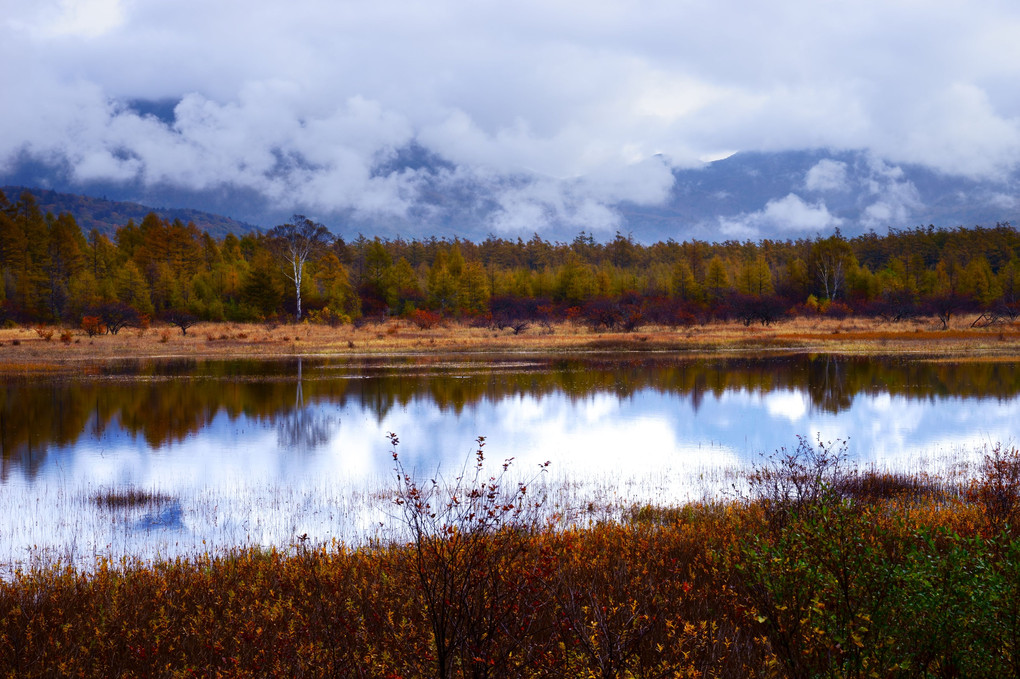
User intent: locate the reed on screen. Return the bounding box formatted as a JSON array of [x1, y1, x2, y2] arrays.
[[1, 442, 1018, 677], [91, 487, 175, 509], [1, 315, 1018, 371]]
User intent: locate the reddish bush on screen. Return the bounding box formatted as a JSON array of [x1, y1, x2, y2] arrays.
[[824, 301, 854, 320], [81, 316, 105, 337], [409, 308, 441, 330]]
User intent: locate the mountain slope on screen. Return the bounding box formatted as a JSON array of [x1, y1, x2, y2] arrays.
[[1, 186, 260, 239], [3, 148, 1018, 243]]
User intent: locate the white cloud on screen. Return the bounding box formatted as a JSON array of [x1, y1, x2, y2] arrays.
[[54, 0, 125, 38], [764, 194, 843, 230], [804, 159, 849, 193], [764, 390, 808, 423], [718, 193, 843, 239], [3, 0, 1020, 232], [859, 157, 923, 229], [482, 155, 675, 235], [73, 149, 142, 182], [986, 192, 1018, 211], [888, 82, 1020, 179], [5, 0, 125, 39]]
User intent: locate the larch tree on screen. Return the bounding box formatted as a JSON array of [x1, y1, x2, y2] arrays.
[[705, 255, 730, 300], [267, 215, 331, 320], [671, 258, 699, 301], [427, 250, 459, 312], [737, 255, 774, 297]]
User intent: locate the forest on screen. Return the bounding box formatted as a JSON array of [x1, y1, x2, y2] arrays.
[[2, 187, 1020, 332]]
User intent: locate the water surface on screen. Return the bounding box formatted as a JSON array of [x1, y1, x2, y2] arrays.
[[3, 354, 1019, 569]]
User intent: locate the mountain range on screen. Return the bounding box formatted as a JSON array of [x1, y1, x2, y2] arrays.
[[3, 148, 1017, 243], [1, 185, 259, 240]]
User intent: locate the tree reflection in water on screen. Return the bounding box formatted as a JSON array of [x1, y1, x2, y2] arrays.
[[3, 353, 1020, 570], [276, 358, 338, 452], [2, 354, 1020, 479]]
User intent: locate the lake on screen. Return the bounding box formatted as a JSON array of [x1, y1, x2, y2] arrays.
[[3, 354, 1019, 571]]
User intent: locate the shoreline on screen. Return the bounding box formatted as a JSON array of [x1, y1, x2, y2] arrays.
[[2, 315, 1020, 370]]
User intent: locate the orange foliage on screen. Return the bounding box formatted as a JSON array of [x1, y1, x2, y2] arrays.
[[80, 315, 105, 337], [408, 308, 442, 329]]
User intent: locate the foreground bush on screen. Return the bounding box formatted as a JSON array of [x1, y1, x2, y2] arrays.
[[1, 441, 1019, 678]]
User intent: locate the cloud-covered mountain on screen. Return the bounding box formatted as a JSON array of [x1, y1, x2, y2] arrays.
[[6, 2, 1020, 244], [631, 149, 1020, 242], [4, 148, 1017, 244]]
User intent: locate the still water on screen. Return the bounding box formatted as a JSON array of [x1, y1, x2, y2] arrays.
[[2, 354, 1019, 568]]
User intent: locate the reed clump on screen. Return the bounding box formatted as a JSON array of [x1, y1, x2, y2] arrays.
[[1, 440, 1019, 677], [91, 488, 175, 509]]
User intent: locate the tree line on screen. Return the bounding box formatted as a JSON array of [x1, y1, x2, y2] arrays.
[[2, 188, 1019, 331]]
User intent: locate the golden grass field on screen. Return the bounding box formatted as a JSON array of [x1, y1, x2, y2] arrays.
[[1, 314, 1019, 371]]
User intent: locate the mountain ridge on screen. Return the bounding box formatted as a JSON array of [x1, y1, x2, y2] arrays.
[[3, 148, 1018, 243], [0, 185, 260, 239]]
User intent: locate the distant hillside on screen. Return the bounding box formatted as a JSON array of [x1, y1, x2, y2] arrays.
[[4, 147, 1019, 244], [0, 186, 260, 239]]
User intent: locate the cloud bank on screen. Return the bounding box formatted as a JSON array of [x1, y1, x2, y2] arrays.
[[718, 194, 843, 239], [3, 0, 1020, 236]]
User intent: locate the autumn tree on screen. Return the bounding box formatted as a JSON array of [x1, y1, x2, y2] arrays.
[[959, 256, 1000, 307], [386, 256, 423, 314], [670, 258, 700, 301], [45, 212, 85, 318], [555, 255, 594, 305], [427, 250, 459, 312], [362, 238, 392, 295], [241, 251, 284, 319], [313, 252, 359, 320], [2, 191, 52, 317], [778, 256, 811, 302], [94, 302, 140, 335], [737, 255, 774, 296], [357, 238, 394, 316], [163, 309, 199, 336], [458, 261, 490, 313], [810, 230, 855, 301], [705, 255, 730, 301], [1000, 258, 1020, 315], [267, 216, 332, 320], [115, 260, 155, 317]]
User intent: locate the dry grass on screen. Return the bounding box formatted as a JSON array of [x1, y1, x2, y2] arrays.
[[0, 315, 1018, 370], [4, 452, 1020, 678]]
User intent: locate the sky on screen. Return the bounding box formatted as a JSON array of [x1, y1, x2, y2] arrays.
[[3, 0, 1020, 237]]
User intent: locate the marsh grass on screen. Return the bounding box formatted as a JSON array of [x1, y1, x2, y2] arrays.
[[0, 442, 990, 580], [1, 443, 1019, 677], [1, 316, 1019, 372], [91, 487, 175, 509]]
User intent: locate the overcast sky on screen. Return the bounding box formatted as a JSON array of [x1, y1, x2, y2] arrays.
[[3, 0, 1020, 235]]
